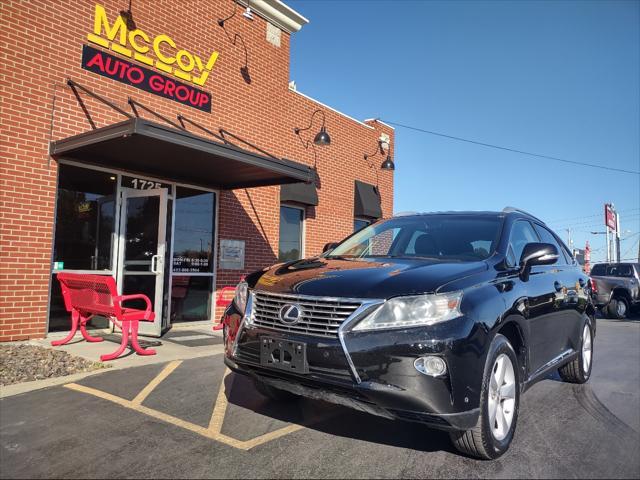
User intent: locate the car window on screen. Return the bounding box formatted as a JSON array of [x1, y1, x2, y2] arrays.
[[405, 230, 424, 254], [560, 244, 574, 264], [328, 215, 502, 261], [533, 224, 566, 265], [508, 220, 539, 266], [590, 264, 606, 276], [608, 264, 633, 277]]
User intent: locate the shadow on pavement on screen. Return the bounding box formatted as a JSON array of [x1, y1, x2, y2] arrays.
[[224, 372, 454, 454]]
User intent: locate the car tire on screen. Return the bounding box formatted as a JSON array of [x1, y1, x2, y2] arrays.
[[558, 319, 593, 384], [606, 297, 628, 319], [253, 378, 300, 402], [449, 334, 519, 460]]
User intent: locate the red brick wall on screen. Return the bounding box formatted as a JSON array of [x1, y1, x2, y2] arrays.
[[0, 0, 394, 341]]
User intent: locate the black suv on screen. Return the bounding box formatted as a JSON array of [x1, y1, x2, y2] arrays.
[[222, 208, 595, 459]]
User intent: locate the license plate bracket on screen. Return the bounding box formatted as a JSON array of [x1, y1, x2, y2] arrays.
[[260, 337, 308, 373]]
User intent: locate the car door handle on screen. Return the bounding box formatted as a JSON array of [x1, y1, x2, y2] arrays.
[[554, 281, 563, 292]]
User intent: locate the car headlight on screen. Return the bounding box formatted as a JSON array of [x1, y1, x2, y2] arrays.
[[233, 281, 248, 314], [353, 291, 463, 331]]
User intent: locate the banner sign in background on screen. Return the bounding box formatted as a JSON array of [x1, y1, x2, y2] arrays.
[[604, 204, 617, 231], [81, 45, 212, 112]]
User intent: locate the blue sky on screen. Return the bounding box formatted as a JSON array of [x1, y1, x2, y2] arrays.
[[288, 0, 640, 263]]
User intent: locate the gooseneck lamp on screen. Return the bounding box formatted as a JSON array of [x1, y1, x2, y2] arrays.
[[294, 109, 331, 147], [364, 140, 395, 170], [381, 154, 395, 171], [119, 0, 136, 31]]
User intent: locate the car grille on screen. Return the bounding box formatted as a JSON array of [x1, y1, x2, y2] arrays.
[[251, 291, 362, 338]]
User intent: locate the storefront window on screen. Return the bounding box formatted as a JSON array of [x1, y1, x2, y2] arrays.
[[171, 187, 215, 323], [279, 205, 304, 262], [53, 164, 117, 270], [354, 218, 371, 232], [172, 187, 215, 273], [170, 276, 213, 322]]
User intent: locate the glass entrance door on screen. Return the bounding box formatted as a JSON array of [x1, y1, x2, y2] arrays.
[[117, 188, 168, 336]]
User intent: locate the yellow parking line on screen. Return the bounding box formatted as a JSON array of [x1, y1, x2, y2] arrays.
[[65, 382, 213, 438], [208, 369, 232, 433], [64, 368, 311, 451], [131, 360, 182, 406], [235, 424, 306, 450]]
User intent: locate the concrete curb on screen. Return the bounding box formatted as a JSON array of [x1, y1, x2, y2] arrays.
[[0, 345, 226, 399]]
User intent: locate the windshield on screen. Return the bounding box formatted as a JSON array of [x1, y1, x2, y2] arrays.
[[327, 215, 503, 261]]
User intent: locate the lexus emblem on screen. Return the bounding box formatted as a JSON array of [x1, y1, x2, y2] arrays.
[[279, 303, 303, 325]]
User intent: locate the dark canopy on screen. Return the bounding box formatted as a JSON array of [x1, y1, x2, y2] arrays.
[[354, 180, 382, 219], [280, 182, 319, 206], [49, 119, 313, 190]]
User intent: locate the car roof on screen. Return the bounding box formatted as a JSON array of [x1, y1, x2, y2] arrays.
[[592, 262, 640, 267], [393, 208, 545, 224]]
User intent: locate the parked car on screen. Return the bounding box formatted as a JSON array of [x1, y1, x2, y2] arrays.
[[222, 208, 596, 459], [590, 262, 640, 319]]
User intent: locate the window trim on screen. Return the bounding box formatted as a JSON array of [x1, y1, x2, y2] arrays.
[[279, 203, 306, 261], [507, 219, 540, 268]]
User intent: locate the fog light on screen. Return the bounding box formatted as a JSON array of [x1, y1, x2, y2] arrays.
[[414, 356, 447, 377]]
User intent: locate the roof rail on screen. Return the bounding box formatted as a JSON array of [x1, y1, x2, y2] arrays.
[[393, 211, 419, 217], [502, 207, 546, 224]]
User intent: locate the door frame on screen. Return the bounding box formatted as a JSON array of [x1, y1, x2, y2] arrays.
[[117, 187, 168, 337], [49, 160, 220, 335]]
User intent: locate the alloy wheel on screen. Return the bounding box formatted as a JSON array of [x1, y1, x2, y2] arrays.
[[582, 324, 592, 373], [616, 300, 627, 318], [488, 353, 516, 441]]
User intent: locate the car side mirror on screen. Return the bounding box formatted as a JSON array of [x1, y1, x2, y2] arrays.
[[519, 242, 559, 281], [323, 242, 339, 254]]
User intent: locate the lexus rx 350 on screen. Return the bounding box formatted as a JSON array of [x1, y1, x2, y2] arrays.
[[222, 208, 596, 459]]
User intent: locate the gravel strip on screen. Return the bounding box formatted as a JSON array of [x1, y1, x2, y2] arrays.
[[0, 344, 107, 386]]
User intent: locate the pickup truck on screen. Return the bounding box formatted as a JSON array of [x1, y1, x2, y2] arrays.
[[590, 262, 640, 319]]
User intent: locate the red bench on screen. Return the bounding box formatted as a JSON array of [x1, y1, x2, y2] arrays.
[[54, 273, 157, 361], [212, 286, 237, 331]]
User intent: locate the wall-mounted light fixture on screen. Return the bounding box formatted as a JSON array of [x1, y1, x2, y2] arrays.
[[364, 139, 395, 171], [119, 0, 136, 31], [217, 4, 252, 84], [381, 154, 395, 171], [217, 3, 237, 28], [294, 109, 331, 147]]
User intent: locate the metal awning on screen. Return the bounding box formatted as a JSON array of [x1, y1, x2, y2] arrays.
[[280, 182, 318, 206], [354, 180, 382, 219], [49, 118, 313, 189]]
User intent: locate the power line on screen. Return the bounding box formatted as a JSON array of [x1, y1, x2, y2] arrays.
[[554, 213, 640, 230], [381, 119, 640, 175], [547, 208, 640, 225], [622, 238, 640, 259]]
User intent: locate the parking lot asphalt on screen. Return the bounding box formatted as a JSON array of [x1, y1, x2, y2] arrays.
[[1, 316, 639, 479]]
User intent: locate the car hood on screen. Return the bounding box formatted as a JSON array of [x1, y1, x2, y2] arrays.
[[250, 257, 488, 299]]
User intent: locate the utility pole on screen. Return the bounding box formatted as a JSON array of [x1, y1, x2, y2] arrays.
[[566, 228, 573, 251], [605, 226, 611, 262]]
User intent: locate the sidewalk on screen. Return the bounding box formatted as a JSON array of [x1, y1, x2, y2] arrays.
[[1, 324, 224, 398]]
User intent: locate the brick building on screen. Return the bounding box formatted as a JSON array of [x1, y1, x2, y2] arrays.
[[0, 0, 394, 341]]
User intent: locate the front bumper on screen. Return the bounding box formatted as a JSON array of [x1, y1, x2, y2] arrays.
[[223, 302, 486, 431]]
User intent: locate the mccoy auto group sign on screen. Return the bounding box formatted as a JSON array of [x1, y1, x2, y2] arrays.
[[82, 4, 219, 112]]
